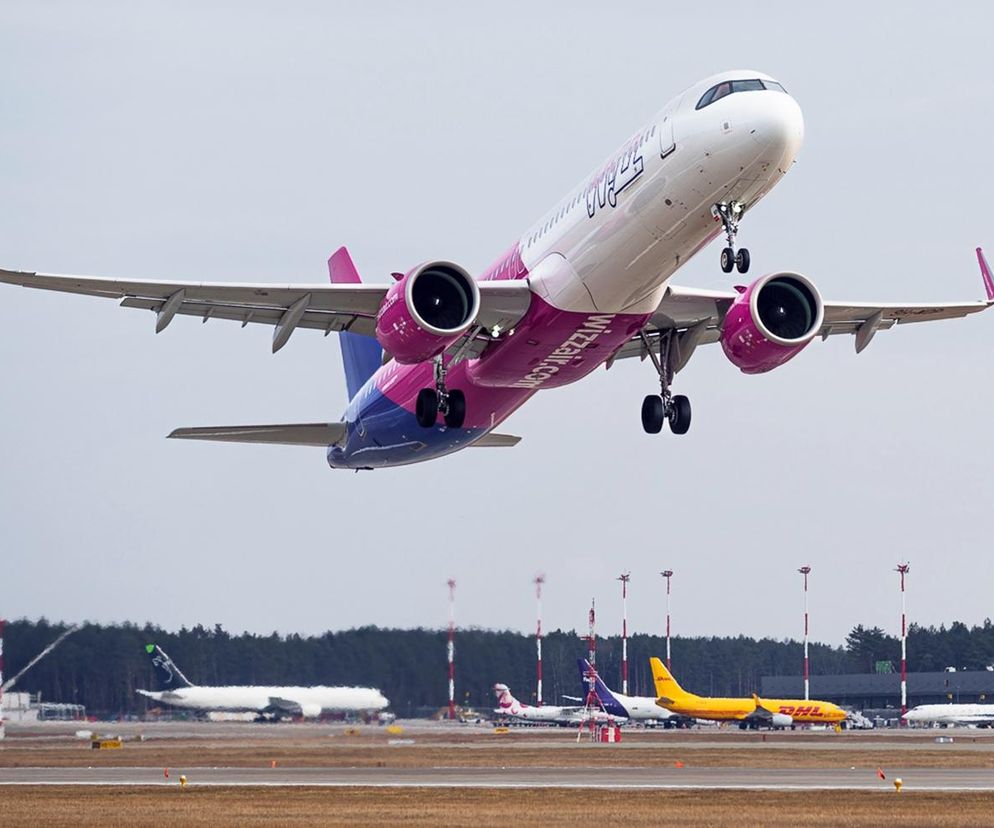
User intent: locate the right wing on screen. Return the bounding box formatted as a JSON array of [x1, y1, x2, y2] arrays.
[[168, 423, 348, 447], [0, 265, 531, 354]]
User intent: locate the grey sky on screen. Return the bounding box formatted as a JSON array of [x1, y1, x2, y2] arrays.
[[2, 2, 992, 648]]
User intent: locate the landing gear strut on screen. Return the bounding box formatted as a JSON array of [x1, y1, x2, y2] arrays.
[[639, 329, 692, 435], [415, 357, 466, 429], [714, 201, 750, 274]]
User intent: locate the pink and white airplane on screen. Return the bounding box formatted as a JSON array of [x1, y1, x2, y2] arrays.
[[493, 683, 611, 726], [3, 70, 992, 469]]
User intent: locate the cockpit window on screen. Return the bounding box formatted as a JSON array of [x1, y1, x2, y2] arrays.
[[696, 78, 788, 110]]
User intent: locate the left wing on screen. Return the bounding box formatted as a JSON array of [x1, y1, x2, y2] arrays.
[[0, 266, 531, 354], [609, 247, 994, 371]]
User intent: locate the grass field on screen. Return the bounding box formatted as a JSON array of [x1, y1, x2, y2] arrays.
[[2, 787, 992, 828]]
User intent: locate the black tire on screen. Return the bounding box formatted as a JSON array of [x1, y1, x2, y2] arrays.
[[444, 389, 466, 429], [735, 247, 751, 273], [415, 388, 438, 428], [720, 247, 735, 273], [668, 394, 692, 435], [641, 394, 665, 434]]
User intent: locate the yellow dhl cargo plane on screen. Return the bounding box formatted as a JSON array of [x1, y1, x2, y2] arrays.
[[650, 657, 847, 728]]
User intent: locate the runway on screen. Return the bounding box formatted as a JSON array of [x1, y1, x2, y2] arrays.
[[2, 765, 993, 791]]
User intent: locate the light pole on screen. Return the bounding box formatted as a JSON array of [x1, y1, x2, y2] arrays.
[[447, 579, 456, 720], [534, 575, 545, 705], [661, 570, 674, 671], [798, 566, 811, 700], [618, 573, 630, 695], [896, 563, 910, 719]]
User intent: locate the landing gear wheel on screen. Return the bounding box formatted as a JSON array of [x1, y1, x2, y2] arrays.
[[641, 395, 665, 434], [444, 389, 466, 429], [668, 394, 692, 435], [735, 248, 750, 274], [720, 247, 735, 273], [416, 388, 439, 428]]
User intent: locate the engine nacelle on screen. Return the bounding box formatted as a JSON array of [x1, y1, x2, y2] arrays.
[[720, 271, 824, 374], [771, 712, 794, 728], [375, 261, 480, 364]]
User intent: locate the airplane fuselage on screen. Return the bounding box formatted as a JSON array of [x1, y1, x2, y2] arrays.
[[662, 694, 847, 724], [138, 685, 389, 717], [328, 70, 803, 468]]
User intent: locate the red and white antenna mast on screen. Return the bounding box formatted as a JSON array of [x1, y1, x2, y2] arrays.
[[661, 570, 673, 671], [534, 574, 545, 706], [617, 573, 630, 695], [0, 618, 5, 740], [798, 566, 811, 700], [896, 563, 910, 720], [447, 578, 456, 720]]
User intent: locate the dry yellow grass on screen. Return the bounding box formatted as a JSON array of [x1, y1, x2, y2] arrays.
[[2, 786, 993, 828]]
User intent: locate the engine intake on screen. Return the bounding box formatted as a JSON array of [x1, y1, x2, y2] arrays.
[[375, 261, 480, 364], [721, 271, 823, 374]]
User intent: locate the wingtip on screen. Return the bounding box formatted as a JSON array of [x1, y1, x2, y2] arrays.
[[977, 247, 994, 302]]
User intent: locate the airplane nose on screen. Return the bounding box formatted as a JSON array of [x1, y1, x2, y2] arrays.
[[752, 92, 804, 163]]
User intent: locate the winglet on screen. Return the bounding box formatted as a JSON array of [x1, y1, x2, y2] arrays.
[[977, 248, 994, 302]]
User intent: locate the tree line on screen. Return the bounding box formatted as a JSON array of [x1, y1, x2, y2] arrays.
[[4, 617, 994, 718]]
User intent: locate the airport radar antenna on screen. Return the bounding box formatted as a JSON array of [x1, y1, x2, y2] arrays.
[[660, 571, 674, 670], [447, 578, 456, 721]]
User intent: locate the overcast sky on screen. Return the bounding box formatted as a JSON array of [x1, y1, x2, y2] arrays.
[[1, 2, 992, 649]]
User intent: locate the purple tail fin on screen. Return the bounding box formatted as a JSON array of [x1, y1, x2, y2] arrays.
[[328, 247, 382, 399], [577, 658, 628, 718]]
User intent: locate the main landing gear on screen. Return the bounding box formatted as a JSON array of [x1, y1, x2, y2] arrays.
[[415, 357, 466, 429], [714, 201, 750, 274], [639, 329, 692, 436]]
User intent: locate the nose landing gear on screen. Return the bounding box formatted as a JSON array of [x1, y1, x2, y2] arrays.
[[415, 357, 466, 429], [714, 201, 750, 274], [639, 329, 692, 435]]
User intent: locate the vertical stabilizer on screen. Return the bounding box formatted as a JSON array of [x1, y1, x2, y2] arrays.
[[328, 247, 383, 399], [577, 658, 628, 718], [145, 644, 194, 690], [650, 656, 690, 703]]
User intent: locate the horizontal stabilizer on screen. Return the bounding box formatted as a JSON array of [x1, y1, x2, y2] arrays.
[[472, 432, 521, 448], [168, 423, 347, 447]]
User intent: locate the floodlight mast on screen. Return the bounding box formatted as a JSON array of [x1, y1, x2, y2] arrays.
[[534, 574, 545, 706], [617, 573, 630, 695], [661, 571, 674, 671], [799, 566, 811, 701], [896, 563, 910, 719], [447, 579, 456, 721]]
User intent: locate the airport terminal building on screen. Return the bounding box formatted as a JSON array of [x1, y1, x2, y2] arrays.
[[761, 671, 994, 714]]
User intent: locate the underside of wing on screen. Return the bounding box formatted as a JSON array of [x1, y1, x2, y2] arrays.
[[0, 262, 532, 357], [609, 252, 994, 374], [168, 423, 347, 447]]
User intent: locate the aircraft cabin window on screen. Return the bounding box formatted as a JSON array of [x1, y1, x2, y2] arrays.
[[696, 78, 787, 109]]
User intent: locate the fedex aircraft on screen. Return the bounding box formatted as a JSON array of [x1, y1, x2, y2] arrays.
[[493, 683, 611, 725], [2, 70, 992, 469], [137, 644, 389, 719], [577, 658, 675, 724], [903, 704, 994, 727]]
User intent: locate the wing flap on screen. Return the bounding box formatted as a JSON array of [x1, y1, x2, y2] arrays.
[[168, 423, 347, 447]]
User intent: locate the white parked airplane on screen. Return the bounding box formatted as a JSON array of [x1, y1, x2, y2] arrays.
[[493, 683, 613, 725], [137, 644, 389, 719], [902, 704, 994, 727]]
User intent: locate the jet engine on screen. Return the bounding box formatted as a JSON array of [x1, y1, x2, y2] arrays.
[[771, 712, 793, 728], [720, 271, 824, 374], [375, 261, 480, 364]]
